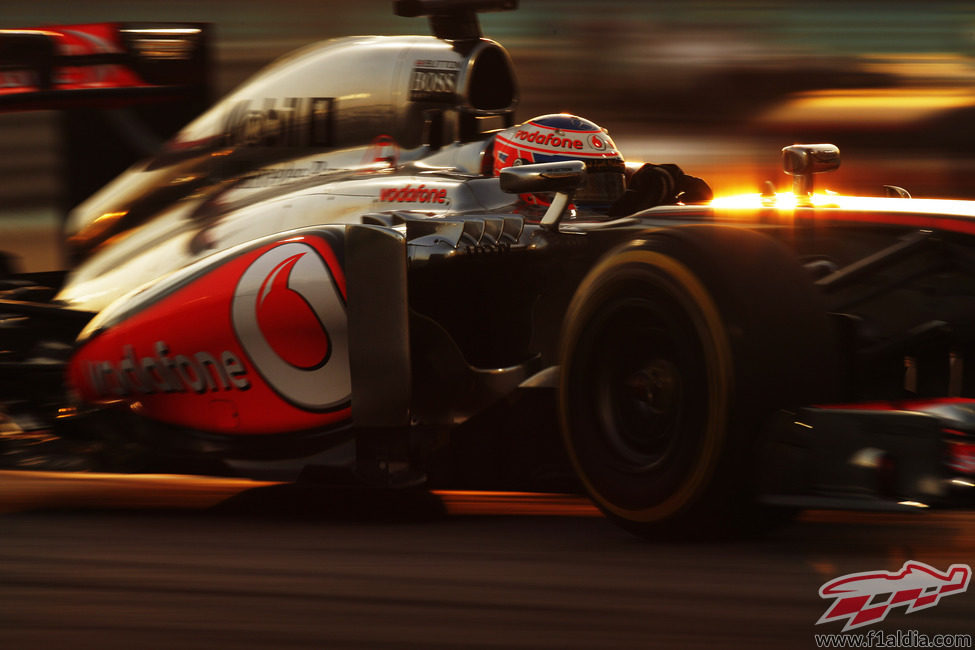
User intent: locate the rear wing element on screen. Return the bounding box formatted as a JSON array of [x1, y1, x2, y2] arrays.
[[0, 23, 210, 111], [394, 0, 518, 41], [0, 23, 212, 216]]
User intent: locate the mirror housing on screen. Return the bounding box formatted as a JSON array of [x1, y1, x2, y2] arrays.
[[500, 161, 586, 228], [782, 144, 840, 200], [499, 160, 587, 194]]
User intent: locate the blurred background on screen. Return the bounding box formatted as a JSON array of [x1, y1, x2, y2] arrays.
[[2, 0, 975, 270]]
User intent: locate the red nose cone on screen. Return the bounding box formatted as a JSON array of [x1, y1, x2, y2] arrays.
[[256, 253, 330, 369]]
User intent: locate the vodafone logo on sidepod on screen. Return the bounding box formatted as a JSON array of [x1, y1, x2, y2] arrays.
[[232, 241, 350, 411]]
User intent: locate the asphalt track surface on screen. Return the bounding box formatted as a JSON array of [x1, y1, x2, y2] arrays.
[[1, 471, 974, 649]]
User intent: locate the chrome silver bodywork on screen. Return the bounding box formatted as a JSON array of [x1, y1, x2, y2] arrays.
[[57, 28, 519, 313]]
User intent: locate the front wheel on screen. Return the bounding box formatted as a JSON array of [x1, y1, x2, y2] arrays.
[[559, 226, 836, 537]]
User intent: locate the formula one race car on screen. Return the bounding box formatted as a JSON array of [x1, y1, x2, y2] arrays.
[[1, 0, 974, 537]]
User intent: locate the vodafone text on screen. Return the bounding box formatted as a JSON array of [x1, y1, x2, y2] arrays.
[[379, 184, 447, 204], [88, 342, 250, 397], [513, 129, 585, 150]]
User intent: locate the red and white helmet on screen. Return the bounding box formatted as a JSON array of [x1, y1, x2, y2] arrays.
[[493, 113, 626, 207]]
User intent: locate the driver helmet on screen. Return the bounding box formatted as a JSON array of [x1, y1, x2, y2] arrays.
[[492, 113, 625, 209]]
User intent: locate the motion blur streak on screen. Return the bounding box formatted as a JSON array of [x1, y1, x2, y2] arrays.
[[435, 491, 601, 517], [0, 470, 276, 514], [759, 88, 975, 127], [0, 470, 600, 516]]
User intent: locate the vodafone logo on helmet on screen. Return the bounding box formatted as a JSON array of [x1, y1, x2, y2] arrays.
[[514, 129, 584, 150], [232, 241, 350, 411]]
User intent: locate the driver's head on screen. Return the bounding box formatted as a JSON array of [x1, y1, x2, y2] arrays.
[[492, 113, 625, 208]]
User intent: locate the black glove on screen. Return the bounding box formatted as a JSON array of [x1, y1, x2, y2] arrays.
[[608, 163, 712, 217]]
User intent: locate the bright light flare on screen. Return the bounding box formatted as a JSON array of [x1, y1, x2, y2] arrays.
[[120, 28, 202, 35], [711, 191, 975, 220], [710, 191, 837, 211], [0, 29, 61, 37], [897, 500, 930, 509]]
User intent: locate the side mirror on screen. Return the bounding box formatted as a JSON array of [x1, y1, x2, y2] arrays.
[[499, 161, 586, 227], [782, 144, 840, 200]]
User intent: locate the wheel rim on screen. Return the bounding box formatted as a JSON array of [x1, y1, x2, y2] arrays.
[[598, 354, 682, 471], [587, 296, 705, 476]]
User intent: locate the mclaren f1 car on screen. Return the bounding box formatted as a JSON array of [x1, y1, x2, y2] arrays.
[[1, 0, 974, 537]]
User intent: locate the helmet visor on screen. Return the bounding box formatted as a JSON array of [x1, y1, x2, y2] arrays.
[[576, 159, 626, 204]]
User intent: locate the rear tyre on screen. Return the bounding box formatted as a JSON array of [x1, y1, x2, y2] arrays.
[[559, 226, 835, 538]]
